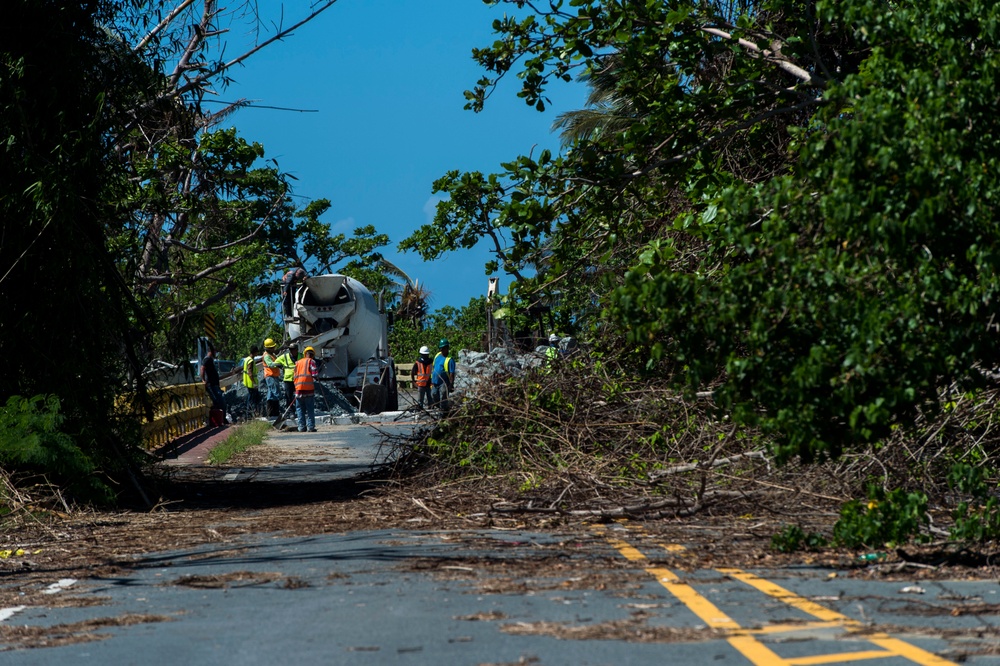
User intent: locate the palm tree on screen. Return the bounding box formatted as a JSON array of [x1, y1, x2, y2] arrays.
[[551, 54, 637, 147], [379, 258, 431, 330], [397, 281, 431, 330]]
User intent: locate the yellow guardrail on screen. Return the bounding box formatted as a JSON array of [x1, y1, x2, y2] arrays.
[[127, 383, 211, 450], [118, 366, 242, 450], [396, 368, 412, 389]]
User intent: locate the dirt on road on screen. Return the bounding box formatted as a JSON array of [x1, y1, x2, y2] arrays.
[[2, 432, 1000, 616]]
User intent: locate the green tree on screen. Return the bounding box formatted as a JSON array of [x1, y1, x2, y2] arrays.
[[551, 53, 637, 147], [390, 297, 489, 361], [430, 0, 1000, 463], [0, 0, 152, 501], [426, 298, 490, 352], [613, 1, 1000, 462], [1, 0, 382, 502], [398, 170, 530, 282], [105, 1, 388, 364], [403, 1, 809, 334], [198, 201, 391, 366], [104, 1, 401, 372]]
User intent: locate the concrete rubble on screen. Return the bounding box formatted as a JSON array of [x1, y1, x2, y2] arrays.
[[454, 337, 577, 398]]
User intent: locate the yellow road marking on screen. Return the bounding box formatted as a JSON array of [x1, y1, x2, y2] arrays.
[[604, 537, 958, 666], [646, 568, 742, 629], [718, 568, 956, 666], [606, 539, 646, 562], [862, 636, 956, 666], [647, 566, 790, 664], [749, 620, 843, 635], [609, 537, 789, 664], [785, 651, 895, 665], [718, 568, 847, 623]]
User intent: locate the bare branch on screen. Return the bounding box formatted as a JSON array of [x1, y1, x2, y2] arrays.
[[165, 280, 239, 322], [170, 1, 341, 100], [169, 0, 213, 91], [700, 26, 821, 86], [647, 451, 767, 480], [631, 96, 822, 178], [134, 0, 197, 53], [141, 255, 243, 286]]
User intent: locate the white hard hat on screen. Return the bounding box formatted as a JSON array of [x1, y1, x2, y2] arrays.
[[419, 345, 430, 355], [549, 334, 559, 342]]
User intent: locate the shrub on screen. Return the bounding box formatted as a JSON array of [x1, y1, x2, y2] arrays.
[[832, 485, 929, 549], [948, 463, 1000, 543], [0, 394, 110, 503]]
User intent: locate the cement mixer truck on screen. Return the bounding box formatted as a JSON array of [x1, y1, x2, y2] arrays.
[[284, 273, 398, 413]]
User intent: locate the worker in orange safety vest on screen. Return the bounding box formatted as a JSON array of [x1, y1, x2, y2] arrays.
[[411, 345, 433, 409], [261, 338, 283, 417], [293, 346, 319, 432]]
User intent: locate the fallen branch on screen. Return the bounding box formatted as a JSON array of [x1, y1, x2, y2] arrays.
[[491, 490, 755, 519], [647, 451, 765, 480]]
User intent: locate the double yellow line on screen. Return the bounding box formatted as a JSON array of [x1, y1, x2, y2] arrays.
[[603, 531, 956, 666]]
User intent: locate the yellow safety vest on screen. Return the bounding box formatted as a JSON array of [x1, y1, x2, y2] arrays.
[[276, 352, 297, 382], [242, 356, 257, 388]]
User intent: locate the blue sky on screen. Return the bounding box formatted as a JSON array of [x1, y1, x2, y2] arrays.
[[217, 0, 587, 311]]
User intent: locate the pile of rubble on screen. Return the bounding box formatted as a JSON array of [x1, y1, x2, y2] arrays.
[[454, 337, 576, 396], [224, 381, 356, 421]]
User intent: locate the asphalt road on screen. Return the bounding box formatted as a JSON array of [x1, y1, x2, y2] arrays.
[[3, 417, 1000, 665]]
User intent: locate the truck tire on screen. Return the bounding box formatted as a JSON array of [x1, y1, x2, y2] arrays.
[[386, 382, 398, 412], [360, 383, 386, 414], [380, 366, 399, 412]]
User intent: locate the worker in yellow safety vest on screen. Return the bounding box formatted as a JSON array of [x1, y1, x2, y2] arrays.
[[545, 334, 560, 362], [431, 338, 456, 412], [267, 342, 298, 425], [241, 345, 261, 417]]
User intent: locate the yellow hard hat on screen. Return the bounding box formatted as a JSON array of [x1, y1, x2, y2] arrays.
[[264, 338, 276, 349], [304, 346, 315, 354]]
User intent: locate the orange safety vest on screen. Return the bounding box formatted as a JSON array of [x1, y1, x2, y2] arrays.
[[413, 359, 432, 388], [263, 352, 282, 378], [293, 357, 317, 394]]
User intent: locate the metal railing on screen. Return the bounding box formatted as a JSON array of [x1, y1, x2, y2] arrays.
[[133, 383, 211, 450]]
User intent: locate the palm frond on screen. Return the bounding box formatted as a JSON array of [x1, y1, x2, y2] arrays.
[[378, 257, 414, 288]]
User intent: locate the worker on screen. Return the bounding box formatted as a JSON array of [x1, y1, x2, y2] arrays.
[[199, 343, 228, 424], [431, 338, 456, 412], [545, 334, 560, 363], [272, 342, 299, 426], [241, 345, 261, 417], [261, 338, 283, 417], [411, 345, 433, 409], [294, 346, 319, 432], [281, 267, 308, 318]]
